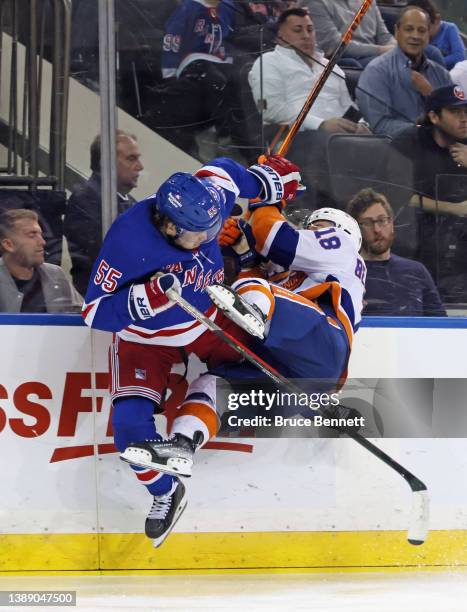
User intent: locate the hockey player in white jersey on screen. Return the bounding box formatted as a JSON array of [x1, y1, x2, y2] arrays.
[[211, 203, 366, 381]]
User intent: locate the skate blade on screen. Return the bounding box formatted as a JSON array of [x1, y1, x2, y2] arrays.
[[206, 285, 235, 310], [120, 448, 193, 477], [152, 498, 188, 548], [207, 285, 264, 338]]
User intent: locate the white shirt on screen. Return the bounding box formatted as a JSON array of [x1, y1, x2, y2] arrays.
[[248, 45, 353, 131]]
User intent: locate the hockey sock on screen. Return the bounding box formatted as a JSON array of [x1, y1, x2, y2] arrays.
[[171, 374, 217, 444], [112, 396, 176, 496]]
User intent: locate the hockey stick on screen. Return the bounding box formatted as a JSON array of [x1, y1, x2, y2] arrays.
[[167, 289, 429, 545], [167, 289, 290, 389], [277, 0, 375, 157], [346, 432, 429, 546], [246, 0, 375, 208]]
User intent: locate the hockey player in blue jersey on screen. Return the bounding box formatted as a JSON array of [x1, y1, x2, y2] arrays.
[[82, 155, 301, 546], [122, 157, 366, 499]]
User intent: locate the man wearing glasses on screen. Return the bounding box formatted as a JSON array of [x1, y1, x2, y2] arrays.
[[347, 188, 446, 316]]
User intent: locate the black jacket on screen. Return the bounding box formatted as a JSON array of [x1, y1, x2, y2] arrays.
[[64, 173, 136, 295]]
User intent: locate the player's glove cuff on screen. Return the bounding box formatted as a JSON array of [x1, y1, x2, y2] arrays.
[[248, 199, 285, 213], [220, 219, 263, 271], [247, 163, 284, 204], [129, 273, 181, 320]]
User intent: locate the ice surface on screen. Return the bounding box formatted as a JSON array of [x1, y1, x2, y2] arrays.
[[1, 570, 466, 611]]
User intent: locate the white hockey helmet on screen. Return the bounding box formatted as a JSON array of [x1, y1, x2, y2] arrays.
[[304, 207, 362, 251]]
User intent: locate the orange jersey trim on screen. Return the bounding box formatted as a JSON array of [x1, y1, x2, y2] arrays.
[[267, 270, 290, 284], [237, 283, 276, 321], [271, 285, 324, 315], [297, 282, 353, 349], [278, 270, 307, 292]]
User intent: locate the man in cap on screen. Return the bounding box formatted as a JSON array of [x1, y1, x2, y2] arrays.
[[390, 85, 467, 302], [391, 84, 467, 206]]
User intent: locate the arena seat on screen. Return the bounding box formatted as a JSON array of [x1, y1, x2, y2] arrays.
[[326, 133, 393, 208], [377, 1, 408, 34]]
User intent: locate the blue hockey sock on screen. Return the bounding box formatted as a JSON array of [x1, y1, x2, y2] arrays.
[[112, 396, 175, 496]]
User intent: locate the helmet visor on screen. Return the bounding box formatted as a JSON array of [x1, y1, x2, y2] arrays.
[[175, 214, 222, 249]]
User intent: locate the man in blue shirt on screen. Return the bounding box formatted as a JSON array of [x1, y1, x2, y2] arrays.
[[356, 6, 452, 137], [407, 0, 466, 70], [346, 188, 446, 316]]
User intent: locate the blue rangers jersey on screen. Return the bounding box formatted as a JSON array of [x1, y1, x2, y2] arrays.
[[250, 207, 366, 347], [82, 158, 261, 346], [162, 0, 235, 79]]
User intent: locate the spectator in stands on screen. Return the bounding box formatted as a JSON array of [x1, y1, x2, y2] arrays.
[[407, 0, 466, 70], [389, 85, 467, 302], [0, 210, 82, 313], [64, 130, 144, 296], [347, 189, 446, 316], [144, 0, 235, 156], [356, 7, 452, 138], [228, 1, 281, 55], [249, 8, 365, 133], [248, 7, 370, 206], [160, 0, 234, 80], [306, 0, 396, 68], [229, 0, 300, 54], [391, 85, 467, 206]]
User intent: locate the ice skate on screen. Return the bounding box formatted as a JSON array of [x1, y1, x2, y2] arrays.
[[207, 283, 265, 338], [145, 479, 187, 547], [120, 433, 201, 477]]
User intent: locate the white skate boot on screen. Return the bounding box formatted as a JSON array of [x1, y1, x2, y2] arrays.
[[120, 433, 201, 477], [207, 284, 266, 338]]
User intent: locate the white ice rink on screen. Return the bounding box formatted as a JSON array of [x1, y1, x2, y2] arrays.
[[1, 570, 467, 611]]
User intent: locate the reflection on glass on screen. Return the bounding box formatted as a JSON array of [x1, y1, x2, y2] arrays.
[[62, 1, 467, 317], [0, 1, 75, 312]]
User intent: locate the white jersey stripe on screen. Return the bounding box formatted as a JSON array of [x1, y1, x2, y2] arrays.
[[195, 165, 241, 198]]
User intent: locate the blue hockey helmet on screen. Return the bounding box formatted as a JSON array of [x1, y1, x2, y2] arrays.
[[154, 172, 224, 244]]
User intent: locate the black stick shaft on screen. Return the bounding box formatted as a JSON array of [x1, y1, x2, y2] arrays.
[[347, 432, 427, 492], [169, 290, 428, 495]]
